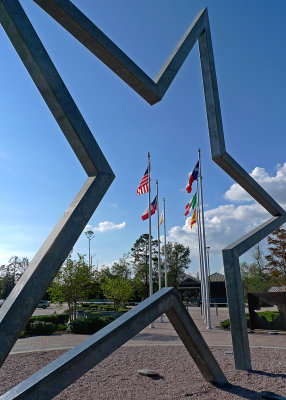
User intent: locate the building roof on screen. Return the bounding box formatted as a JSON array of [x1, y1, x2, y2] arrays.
[[179, 273, 226, 285], [209, 272, 225, 282], [268, 286, 286, 292], [179, 275, 200, 285]]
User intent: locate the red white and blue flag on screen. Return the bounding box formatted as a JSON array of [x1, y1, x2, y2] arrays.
[[141, 196, 157, 221], [185, 160, 199, 194], [137, 167, 149, 195]]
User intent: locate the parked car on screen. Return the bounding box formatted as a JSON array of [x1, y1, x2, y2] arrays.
[[37, 300, 49, 309], [0, 299, 4, 307]]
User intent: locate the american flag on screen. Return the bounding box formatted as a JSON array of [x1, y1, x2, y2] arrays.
[[136, 167, 149, 195]]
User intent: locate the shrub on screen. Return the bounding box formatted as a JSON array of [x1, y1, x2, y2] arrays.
[[27, 321, 57, 335], [219, 319, 230, 329], [69, 315, 115, 334], [257, 311, 280, 324], [100, 315, 117, 325], [97, 304, 113, 311], [57, 324, 68, 331], [29, 313, 69, 325], [219, 314, 250, 329], [118, 307, 129, 313], [24, 313, 70, 335]]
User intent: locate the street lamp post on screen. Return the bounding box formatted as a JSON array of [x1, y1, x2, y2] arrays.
[[85, 230, 95, 268]]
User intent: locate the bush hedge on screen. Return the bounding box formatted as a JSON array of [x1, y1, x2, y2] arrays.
[[24, 313, 69, 336], [257, 310, 280, 323], [27, 321, 57, 336], [29, 313, 69, 325], [69, 315, 116, 334], [219, 316, 250, 330], [57, 324, 68, 331], [100, 315, 117, 325], [219, 319, 230, 329], [219, 312, 280, 330]]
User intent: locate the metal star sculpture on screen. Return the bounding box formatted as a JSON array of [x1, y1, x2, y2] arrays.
[[0, 1, 285, 396]]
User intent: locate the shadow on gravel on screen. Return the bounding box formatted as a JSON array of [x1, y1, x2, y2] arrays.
[[132, 333, 179, 342], [250, 369, 286, 379], [150, 375, 164, 380], [218, 383, 260, 399]]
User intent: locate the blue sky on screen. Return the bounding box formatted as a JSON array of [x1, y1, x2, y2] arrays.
[[1, 0, 286, 276]]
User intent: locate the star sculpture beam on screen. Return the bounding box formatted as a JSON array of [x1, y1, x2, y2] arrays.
[[32, 0, 286, 370], [0, 0, 115, 367], [0, 0, 284, 382]]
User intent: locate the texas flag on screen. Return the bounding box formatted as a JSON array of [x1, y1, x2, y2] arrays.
[[185, 161, 199, 194], [142, 196, 157, 221]]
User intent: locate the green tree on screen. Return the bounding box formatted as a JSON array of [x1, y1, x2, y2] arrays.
[[241, 244, 273, 297], [0, 273, 15, 299], [130, 234, 158, 298], [111, 254, 131, 279], [7, 256, 28, 282], [101, 277, 134, 311], [48, 253, 95, 320], [265, 226, 286, 285], [0, 256, 29, 299], [162, 242, 191, 288], [98, 265, 113, 281]]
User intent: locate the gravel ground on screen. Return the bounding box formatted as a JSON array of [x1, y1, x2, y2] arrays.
[[0, 346, 285, 399]]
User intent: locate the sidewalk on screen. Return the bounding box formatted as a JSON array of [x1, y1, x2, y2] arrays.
[[11, 306, 286, 354], [125, 306, 286, 348]]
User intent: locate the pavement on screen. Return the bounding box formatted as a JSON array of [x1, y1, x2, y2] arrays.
[[10, 305, 286, 354]]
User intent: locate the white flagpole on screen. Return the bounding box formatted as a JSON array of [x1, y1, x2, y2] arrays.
[[197, 151, 207, 322], [163, 198, 168, 287], [156, 180, 162, 292], [156, 181, 163, 323], [148, 152, 154, 329], [198, 149, 211, 329], [148, 152, 153, 298], [196, 178, 205, 319]]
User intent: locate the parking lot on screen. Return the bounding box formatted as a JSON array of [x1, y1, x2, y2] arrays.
[[32, 302, 68, 316]]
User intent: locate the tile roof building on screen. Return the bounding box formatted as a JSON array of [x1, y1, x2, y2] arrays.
[[178, 272, 227, 304]]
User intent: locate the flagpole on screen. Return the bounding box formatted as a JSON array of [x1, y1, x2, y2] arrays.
[[198, 149, 211, 329], [156, 181, 162, 292], [148, 152, 154, 329], [198, 149, 209, 325], [163, 198, 168, 287], [197, 150, 207, 322], [148, 152, 153, 298], [196, 178, 205, 320], [156, 180, 163, 323]]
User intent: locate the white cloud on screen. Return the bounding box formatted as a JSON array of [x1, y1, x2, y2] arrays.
[[224, 162, 286, 206], [87, 221, 126, 233], [84, 224, 93, 231], [168, 161, 286, 258], [168, 202, 268, 257]]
